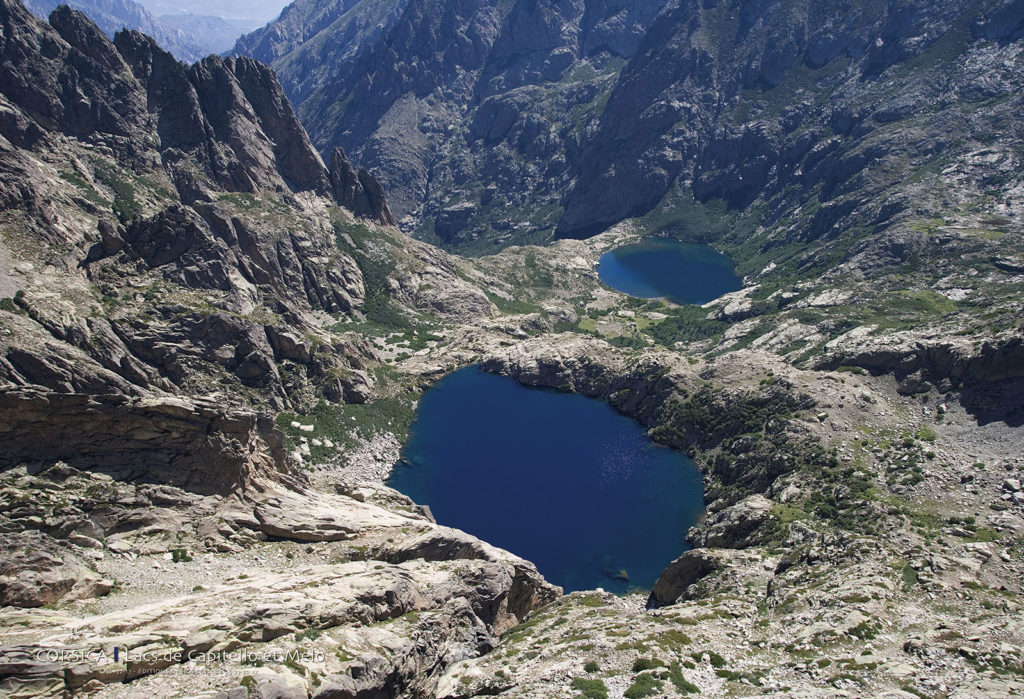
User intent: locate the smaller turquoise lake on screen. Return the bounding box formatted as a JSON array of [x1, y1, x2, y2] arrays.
[[597, 238, 742, 305], [389, 366, 704, 594]]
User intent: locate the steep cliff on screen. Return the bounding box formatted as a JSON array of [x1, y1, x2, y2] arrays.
[[232, 0, 667, 249], [235, 0, 1024, 278]]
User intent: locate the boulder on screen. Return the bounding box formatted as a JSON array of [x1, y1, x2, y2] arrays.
[[0, 532, 111, 608], [647, 548, 731, 608], [697, 495, 774, 548]]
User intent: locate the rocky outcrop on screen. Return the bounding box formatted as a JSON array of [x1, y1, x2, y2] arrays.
[[694, 494, 774, 549], [329, 146, 395, 226], [386, 241, 497, 319], [0, 531, 112, 607], [116, 203, 366, 314], [386, 527, 562, 632], [646, 548, 730, 608], [819, 334, 1024, 387], [0, 554, 554, 697], [0, 388, 288, 493], [0, 455, 559, 696], [818, 332, 1024, 424]]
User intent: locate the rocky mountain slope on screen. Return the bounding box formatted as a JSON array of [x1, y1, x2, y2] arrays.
[[234, 0, 1024, 274], [0, 0, 408, 411], [0, 3, 557, 696], [232, 0, 668, 249], [26, 0, 256, 60], [558, 0, 1024, 239], [1, 0, 1022, 697], [235, 0, 1024, 415]]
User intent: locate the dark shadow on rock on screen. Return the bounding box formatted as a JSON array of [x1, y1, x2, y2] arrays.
[[961, 377, 1024, 428]]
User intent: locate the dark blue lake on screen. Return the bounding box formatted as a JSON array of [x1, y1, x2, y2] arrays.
[[598, 238, 742, 305], [389, 366, 704, 594]]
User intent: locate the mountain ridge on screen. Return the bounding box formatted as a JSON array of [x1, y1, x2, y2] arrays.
[[0, 7, 561, 696], [234, 0, 1024, 269], [232, 0, 668, 247], [25, 0, 256, 61]]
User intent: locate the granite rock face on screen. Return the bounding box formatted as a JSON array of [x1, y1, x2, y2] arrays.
[[1, 0, 393, 217], [0, 531, 113, 607], [236, 0, 1024, 262], [329, 146, 396, 226], [232, 0, 666, 246], [557, 0, 1024, 239], [0, 0, 397, 410], [646, 548, 730, 609], [0, 389, 288, 493], [0, 458, 559, 696]]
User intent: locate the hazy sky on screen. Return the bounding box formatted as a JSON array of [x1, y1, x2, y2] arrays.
[[134, 0, 292, 24]]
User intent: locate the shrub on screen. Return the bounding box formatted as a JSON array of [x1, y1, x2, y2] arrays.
[[669, 661, 699, 693], [692, 650, 727, 668], [624, 673, 663, 698], [632, 657, 664, 672], [571, 677, 608, 699]]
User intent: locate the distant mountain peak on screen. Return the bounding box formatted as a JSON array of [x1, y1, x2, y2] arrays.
[[24, 0, 262, 61]]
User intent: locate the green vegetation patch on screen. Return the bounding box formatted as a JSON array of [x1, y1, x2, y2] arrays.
[[571, 677, 609, 699], [59, 170, 106, 206], [276, 394, 416, 456], [669, 661, 699, 693], [624, 672, 664, 698], [648, 385, 799, 448], [632, 657, 664, 672], [334, 220, 417, 330], [483, 289, 541, 315], [217, 191, 290, 214], [93, 161, 141, 222]]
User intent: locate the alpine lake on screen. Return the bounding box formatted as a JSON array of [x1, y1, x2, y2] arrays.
[[390, 239, 743, 593]]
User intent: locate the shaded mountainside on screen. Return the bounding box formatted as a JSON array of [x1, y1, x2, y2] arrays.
[[557, 0, 1024, 243], [235, 0, 1024, 269], [232, 0, 667, 249], [25, 0, 256, 61], [232, 0, 413, 104]]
